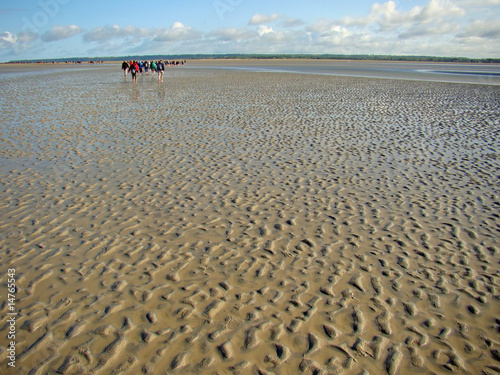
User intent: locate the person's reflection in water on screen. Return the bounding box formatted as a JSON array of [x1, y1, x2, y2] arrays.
[[157, 83, 166, 100], [131, 85, 140, 102]]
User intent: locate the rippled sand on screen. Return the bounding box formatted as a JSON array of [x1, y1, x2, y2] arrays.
[[1, 64, 499, 374]]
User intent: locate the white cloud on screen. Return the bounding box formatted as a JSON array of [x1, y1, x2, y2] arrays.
[[78, 22, 201, 57], [281, 17, 305, 28], [336, 1, 409, 29], [415, 0, 465, 22], [307, 19, 338, 33], [323, 25, 352, 38], [86, 39, 134, 56], [259, 29, 290, 43], [456, 0, 500, 6], [370, 0, 403, 28], [1, 30, 39, 46], [314, 25, 354, 47], [0, 31, 16, 45], [398, 21, 460, 39], [153, 22, 201, 42], [337, 0, 465, 32], [42, 25, 82, 42], [249, 13, 280, 25], [306, 0, 497, 55], [457, 20, 500, 39], [257, 25, 273, 36], [17, 31, 38, 43], [83, 25, 151, 43], [0, 30, 38, 54], [207, 27, 257, 42]]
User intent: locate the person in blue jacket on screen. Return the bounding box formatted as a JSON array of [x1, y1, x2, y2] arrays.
[[157, 60, 165, 82]]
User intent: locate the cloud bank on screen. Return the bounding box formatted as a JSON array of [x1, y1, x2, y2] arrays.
[[1, 0, 499, 60], [42, 25, 82, 42]]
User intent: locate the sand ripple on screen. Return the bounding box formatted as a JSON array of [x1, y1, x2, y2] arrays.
[[0, 66, 499, 374]]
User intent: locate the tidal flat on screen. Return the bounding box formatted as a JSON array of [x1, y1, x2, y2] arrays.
[[0, 61, 499, 374]]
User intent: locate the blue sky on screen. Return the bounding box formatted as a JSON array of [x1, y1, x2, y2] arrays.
[[0, 0, 499, 62]]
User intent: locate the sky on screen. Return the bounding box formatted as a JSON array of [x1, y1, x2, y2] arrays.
[[0, 0, 499, 62]]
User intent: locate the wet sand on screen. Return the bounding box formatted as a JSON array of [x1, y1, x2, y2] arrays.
[[186, 59, 500, 85], [0, 63, 500, 374]]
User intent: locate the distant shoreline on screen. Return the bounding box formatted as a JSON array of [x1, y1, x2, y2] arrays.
[[2, 59, 499, 85], [3, 53, 500, 64]]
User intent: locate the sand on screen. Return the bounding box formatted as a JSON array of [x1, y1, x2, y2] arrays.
[[0, 62, 499, 374]]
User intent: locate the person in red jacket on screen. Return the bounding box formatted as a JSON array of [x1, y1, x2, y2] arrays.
[[129, 61, 139, 83]]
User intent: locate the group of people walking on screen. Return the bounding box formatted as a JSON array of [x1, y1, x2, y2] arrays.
[[121, 60, 185, 83]]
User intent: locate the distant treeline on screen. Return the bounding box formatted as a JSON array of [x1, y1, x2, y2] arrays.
[[8, 54, 500, 64]]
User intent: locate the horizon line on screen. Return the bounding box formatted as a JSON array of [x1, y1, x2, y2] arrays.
[[4, 53, 500, 64]]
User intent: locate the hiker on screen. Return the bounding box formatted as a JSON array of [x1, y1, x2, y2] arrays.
[[150, 60, 156, 78], [121, 61, 129, 77], [129, 61, 139, 83], [157, 60, 165, 82]]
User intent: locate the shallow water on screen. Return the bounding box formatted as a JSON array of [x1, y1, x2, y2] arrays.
[[187, 60, 500, 85]]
